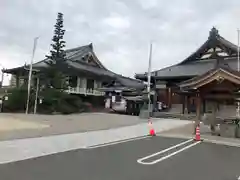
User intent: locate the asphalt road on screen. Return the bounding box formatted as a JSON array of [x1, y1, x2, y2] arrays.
[[0, 136, 240, 180]]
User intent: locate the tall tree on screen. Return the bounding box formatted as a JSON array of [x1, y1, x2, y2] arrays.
[[46, 12, 66, 64], [45, 12, 67, 89]]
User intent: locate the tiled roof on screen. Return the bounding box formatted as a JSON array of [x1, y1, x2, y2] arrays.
[[4, 43, 105, 73], [179, 66, 240, 90], [67, 61, 145, 89], [135, 27, 239, 80], [135, 60, 216, 80], [3, 43, 144, 89]]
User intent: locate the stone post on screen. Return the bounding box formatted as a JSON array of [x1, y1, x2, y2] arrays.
[[210, 101, 217, 134], [194, 93, 201, 134]]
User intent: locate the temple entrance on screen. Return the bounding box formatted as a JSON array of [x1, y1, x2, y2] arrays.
[[179, 66, 240, 136]]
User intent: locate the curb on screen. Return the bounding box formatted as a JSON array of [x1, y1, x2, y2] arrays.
[[86, 135, 150, 149], [158, 133, 240, 148], [203, 138, 240, 148]]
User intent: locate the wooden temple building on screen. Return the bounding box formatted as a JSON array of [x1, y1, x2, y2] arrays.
[[135, 27, 240, 127], [2, 43, 145, 108]]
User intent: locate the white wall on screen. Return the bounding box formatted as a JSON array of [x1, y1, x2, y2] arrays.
[[77, 77, 102, 89]]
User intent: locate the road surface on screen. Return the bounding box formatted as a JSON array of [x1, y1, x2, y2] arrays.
[[0, 136, 239, 180]]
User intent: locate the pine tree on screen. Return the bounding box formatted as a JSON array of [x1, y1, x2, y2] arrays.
[[46, 12, 66, 64], [45, 12, 67, 89]]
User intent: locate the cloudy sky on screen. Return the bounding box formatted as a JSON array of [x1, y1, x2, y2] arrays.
[[1, 0, 240, 84]]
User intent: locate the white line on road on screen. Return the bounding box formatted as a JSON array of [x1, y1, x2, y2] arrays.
[[86, 136, 149, 149], [137, 139, 192, 163], [137, 139, 201, 165]]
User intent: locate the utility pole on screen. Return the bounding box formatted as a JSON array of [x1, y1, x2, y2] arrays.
[[237, 29, 240, 118], [33, 77, 40, 114], [26, 37, 39, 114], [147, 43, 153, 118], [0, 69, 3, 87]]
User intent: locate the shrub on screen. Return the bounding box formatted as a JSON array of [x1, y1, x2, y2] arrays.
[[3, 87, 34, 112], [38, 88, 88, 114], [2, 87, 90, 114]]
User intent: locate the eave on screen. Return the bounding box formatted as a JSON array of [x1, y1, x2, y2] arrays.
[[179, 67, 240, 90]]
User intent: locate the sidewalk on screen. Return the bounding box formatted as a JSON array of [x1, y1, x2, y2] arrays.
[[160, 122, 240, 147], [0, 118, 191, 164]]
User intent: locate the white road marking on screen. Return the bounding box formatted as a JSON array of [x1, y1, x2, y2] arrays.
[[137, 139, 192, 163], [137, 139, 201, 165], [86, 136, 149, 149]]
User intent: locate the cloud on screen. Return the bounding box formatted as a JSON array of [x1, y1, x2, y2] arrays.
[[1, 0, 240, 85], [103, 14, 130, 29]]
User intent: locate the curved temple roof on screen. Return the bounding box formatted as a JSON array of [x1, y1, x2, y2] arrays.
[[3, 43, 145, 90], [135, 27, 239, 81], [179, 66, 240, 90]]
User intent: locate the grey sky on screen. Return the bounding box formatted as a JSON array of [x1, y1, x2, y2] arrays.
[[1, 0, 240, 84]]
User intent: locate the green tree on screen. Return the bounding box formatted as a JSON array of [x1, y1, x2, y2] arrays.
[[45, 12, 67, 89]]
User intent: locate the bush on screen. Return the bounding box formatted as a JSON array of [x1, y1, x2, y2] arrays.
[[38, 88, 88, 114], [3, 87, 34, 112], [3, 87, 89, 114]]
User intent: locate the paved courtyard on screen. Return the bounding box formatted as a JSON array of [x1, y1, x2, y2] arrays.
[[0, 113, 154, 140], [1, 113, 240, 180], [0, 136, 239, 180]]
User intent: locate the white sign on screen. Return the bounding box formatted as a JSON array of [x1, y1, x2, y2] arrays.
[[156, 84, 166, 89], [112, 96, 116, 103], [105, 98, 110, 108], [0, 100, 2, 104], [115, 90, 122, 93]]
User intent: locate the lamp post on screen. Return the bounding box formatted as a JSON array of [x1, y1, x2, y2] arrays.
[[147, 43, 153, 118]]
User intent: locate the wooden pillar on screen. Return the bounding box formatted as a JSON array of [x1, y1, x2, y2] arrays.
[[203, 99, 206, 113], [185, 96, 189, 114], [182, 95, 185, 114], [165, 88, 168, 107], [16, 75, 20, 87], [168, 87, 172, 108]]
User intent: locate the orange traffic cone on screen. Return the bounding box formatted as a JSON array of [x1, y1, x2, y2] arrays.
[[195, 125, 201, 141], [148, 120, 156, 136]]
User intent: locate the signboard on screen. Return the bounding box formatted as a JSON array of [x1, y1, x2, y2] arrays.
[[115, 90, 122, 93], [156, 84, 166, 89], [112, 96, 116, 103]]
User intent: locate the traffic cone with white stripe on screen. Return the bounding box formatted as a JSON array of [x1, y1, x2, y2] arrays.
[[195, 125, 201, 141], [148, 120, 156, 136]]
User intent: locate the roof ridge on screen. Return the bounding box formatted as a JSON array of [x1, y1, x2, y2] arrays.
[[179, 28, 238, 65], [65, 43, 93, 53], [217, 35, 238, 49], [107, 70, 143, 82]]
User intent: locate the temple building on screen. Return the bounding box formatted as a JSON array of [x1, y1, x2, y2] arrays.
[[2, 43, 144, 107], [135, 27, 240, 124]]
